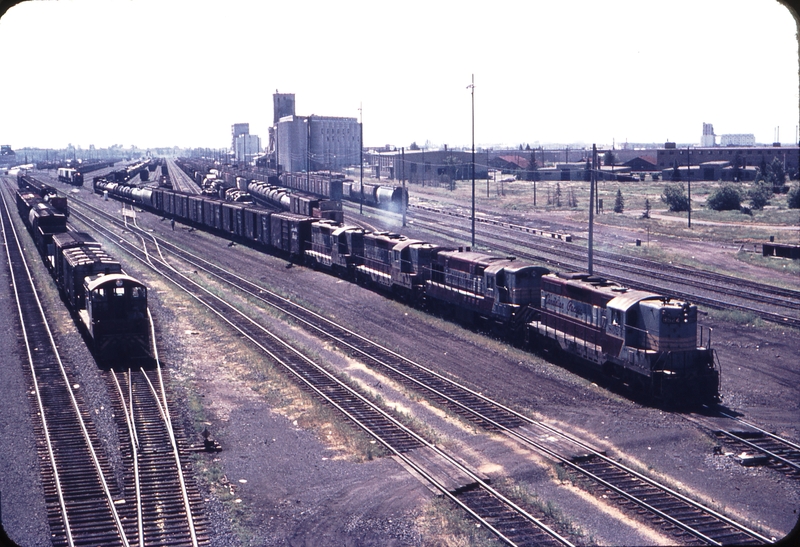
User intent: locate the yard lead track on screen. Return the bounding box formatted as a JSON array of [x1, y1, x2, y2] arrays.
[[67, 199, 576, 547], [72, 197, 775, 545], [0, 187, 129, 546], [105, 365, 210, 547]]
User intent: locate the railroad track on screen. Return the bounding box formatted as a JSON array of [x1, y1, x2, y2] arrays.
[[69, 197, 776, 545], [105, 365, 210, 547], [395, 203, 800, 328], [692, 410, 800, 480], [1, 181, 208, 547], [65, 197, 578, 546], [0, 188, 129, 546]]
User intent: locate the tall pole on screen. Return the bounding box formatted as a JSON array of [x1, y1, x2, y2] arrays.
[[401, 146, 406, 227], [469, 74, 475, 248], [588, 144, 596, 275], [359, 103, 363, 215], [306, 118, 310, 188], [687, 146, 692, 228]]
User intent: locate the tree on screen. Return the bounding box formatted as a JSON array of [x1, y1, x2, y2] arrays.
[[642, 197, 651, 219], [670, 165, 681, 182], [767, 157, 786, 192], [662, 183, 690, 212], [555, 182, 563, 207], [788, 183, 800, 208], [749, 181, 772, 210], [603, 150, 616, 167], [706, 184, 742, 211], [613, 188, 624, 213], [409, 141, 420, 151]]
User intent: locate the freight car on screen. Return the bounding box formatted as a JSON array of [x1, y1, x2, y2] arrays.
[[17, 173, 69, 216], [16, 189, 68, 259], [95, 174, 720, 405], [57, 167, 84, 186], [15, 189, 150, 363]]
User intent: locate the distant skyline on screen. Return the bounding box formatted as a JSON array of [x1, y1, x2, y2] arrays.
[[0, 0, 797, 151]]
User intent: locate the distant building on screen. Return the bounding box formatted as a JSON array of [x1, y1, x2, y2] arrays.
[[624, 156, 658, 171], [655, 145, 797, 176], [720, 133, 756, 146], [234, 134, 261, 164], [701, 123, 716, 147], [368, 148, 475, 182], [273, 93, 295, 124], [273, 93, 360, 173], [232, 123, 249, 150]]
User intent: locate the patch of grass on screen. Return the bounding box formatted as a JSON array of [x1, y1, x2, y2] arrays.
[[735, 250, 800, 279], [416, 496, 499, 546], [707, 309, 764, 327]]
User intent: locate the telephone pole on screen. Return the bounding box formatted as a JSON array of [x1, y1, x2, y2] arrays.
[[468, 74, 476, 248]]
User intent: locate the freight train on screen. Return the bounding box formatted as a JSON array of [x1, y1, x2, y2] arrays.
[[13, 184, 150, 363], [92, 175, 720, 405]]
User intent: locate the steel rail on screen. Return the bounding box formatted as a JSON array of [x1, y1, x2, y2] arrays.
[[0, 185, 130, 547], [115, 217, 769, 544], [111, 370, 144, 547], [70, 189, 770, 544], [102, 207, 575, 547]]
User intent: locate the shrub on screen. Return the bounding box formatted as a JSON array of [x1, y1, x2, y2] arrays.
[[788, 183, 800, 209], [748, 181, 772, 210], [661, 183, 690, 212], [706, 184, 742, 211]]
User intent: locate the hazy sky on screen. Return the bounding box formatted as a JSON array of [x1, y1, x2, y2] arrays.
[[0, 0, 797, 151]]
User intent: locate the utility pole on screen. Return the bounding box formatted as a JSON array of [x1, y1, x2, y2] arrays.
[[468, 74, 476, 248], [687, 146, 692, 228], [359, 103, 363, 215], [588, 144, 596, 275], [402, 146, 406, 227]]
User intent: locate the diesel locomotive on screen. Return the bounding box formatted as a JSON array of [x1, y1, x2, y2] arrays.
[[91, 174, 720, 404]]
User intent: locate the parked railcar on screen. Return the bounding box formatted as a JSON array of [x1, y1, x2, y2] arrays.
[[57, 167, 84, 186], [16, 190, 68, 260], [18, 173, 69, 216], [270, 212, 313, 257]]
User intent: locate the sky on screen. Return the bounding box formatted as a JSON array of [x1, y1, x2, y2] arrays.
[[0, 0, 797, 151]]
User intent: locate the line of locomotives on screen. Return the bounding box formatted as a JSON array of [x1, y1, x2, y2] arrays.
[[13, 176, 151, 363], [92, 175, 720, 405]]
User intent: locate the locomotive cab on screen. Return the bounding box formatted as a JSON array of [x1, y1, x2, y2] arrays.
[[485, 262, 549, 321], [607, 295, 719, 403], [83, 273, 150, 363]]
